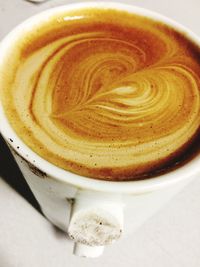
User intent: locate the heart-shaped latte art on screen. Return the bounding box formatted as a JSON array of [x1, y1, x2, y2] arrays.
[[1, 8, 200, 180]]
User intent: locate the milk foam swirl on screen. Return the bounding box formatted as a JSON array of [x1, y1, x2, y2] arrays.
[[2, 9, 200, 180]]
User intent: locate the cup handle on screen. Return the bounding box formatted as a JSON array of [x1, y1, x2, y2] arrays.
[[68, 190, 124, 257]]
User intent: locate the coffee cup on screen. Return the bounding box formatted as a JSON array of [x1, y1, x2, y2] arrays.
[[0, 2, 200, 258]]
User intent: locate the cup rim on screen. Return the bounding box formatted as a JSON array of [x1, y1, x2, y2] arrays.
[[0, 1, 200, 193]]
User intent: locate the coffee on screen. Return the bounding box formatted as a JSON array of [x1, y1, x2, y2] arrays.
[[1, 7, 200, 181]]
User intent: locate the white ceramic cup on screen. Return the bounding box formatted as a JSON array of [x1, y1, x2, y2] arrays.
[[0, 1, 200, 258]]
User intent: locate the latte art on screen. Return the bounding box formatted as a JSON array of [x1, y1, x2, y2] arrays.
[[1, 8, 200, 180]]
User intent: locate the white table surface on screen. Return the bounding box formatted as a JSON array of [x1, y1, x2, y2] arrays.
[[0, 0, 200, 266]]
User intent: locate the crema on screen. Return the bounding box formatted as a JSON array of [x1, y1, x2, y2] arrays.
[[1, 8, 200, 181]]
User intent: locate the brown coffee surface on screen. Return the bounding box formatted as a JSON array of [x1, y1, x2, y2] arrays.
[[1, 7, 200, 181]]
